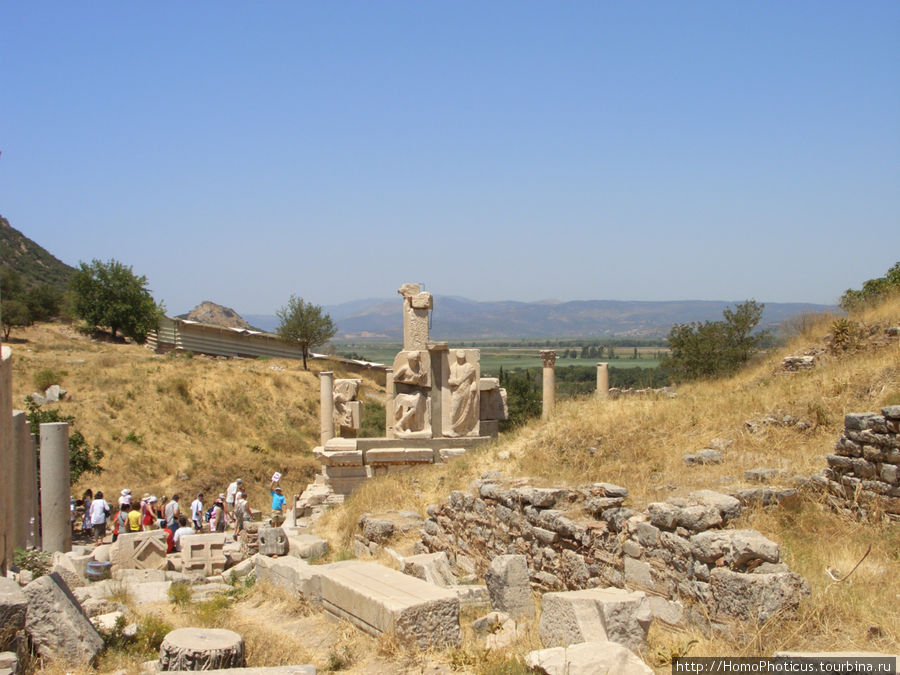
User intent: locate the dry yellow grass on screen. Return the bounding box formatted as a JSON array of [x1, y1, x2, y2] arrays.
[[7, 322, 384, 508], [6, 298, 900, 669]]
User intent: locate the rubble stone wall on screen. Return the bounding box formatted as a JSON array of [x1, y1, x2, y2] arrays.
[[420, 477, 809, 626], [815, 406, 900, 520]]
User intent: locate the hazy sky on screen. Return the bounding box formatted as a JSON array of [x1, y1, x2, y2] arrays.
[[2, 2, 898, 315]]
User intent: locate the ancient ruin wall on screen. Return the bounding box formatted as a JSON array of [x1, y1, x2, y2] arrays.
[[420, 477, 809, 626], [814, 406, 900, 520]]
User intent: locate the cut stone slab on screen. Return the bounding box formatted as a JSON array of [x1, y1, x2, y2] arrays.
[[316, 560, 460, 648], [159, 627, 245, 671], [255, 556, 320, 597], [111, 531, 168, 570], [287, 534, 329, 560], [91, 610, 126, 632], [403, 551, 457, 587], [0, 651, 18, 675], [0, 578, 27, 651], [485, 554, 534, 619], [181, 534, 226, 577], [711, 568, 809, 622], [23, 572, 104, 665], [258, 527, 288, 557], [539, 588, 652, 651], [526, 640, 653, 675]]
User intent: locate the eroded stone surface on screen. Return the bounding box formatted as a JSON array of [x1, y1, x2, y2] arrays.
[[0, 578, 27, 651], [110, 531, 168, 571], [485, 555, 534, 619], [159, 627, 245, 671], [539, 588, 651, 651], [526, 640, 653, 675], [23, 573, 103, 665]]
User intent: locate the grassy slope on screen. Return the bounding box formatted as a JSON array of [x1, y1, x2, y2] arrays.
[[7, 300, 900, 665], [318, 298, 900, 660], [8, 323, 385, 505]]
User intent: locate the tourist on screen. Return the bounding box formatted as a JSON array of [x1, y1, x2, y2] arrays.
[[127, 501, 142, 533], [162, 519, 175, 554], [190, 492, 204, 532], [270, 480, 286, 527], [82, 489, 93, 534], [209, 495, 226, 533], [88, 490, 110, 545], [157, 495, 169, 529], [233, 491, 250, 536], [225, 478, 243, 518], [118, 488, 132, 508], [173, 515, 194, 552], [114, 502, 130, 541], [165, 493, 181, 530], [141, 495, 158, 530]]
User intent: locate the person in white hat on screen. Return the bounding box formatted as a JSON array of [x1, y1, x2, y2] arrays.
[[225, 478, 243, 520]]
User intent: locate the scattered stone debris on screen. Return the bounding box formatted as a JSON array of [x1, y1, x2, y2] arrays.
[[526, 640, 653, 675], [683, 449, 723, 466], [745, 467, 780, 483], [781, 355, 816, 371]]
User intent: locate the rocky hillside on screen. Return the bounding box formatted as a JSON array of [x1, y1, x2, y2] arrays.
[[179, 301, 252, 330], [0, 214, 75, 290]]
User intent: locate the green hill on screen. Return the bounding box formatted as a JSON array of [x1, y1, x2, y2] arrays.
[[0, 214, 76, 290]]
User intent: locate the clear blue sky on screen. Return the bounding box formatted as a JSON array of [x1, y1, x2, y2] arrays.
[[2, 2, 898, 315]]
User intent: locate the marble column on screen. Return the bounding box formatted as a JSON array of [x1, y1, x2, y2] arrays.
[[40, 422, 71, 553], [596, 362, 609, 398], [320, 371, 335, 445], [541, 350, 556, 421], [384, 368, 394, 439], [11, 411, 29, 554], [0, 346, 13, 573]]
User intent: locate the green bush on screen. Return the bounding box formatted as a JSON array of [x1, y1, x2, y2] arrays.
[[33, 368, 66, 392], [13, 548, 51, 578]]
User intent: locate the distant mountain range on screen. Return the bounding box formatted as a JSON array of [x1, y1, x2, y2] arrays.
[[246, 296, 837, 340], [0, 214, 75, 290]]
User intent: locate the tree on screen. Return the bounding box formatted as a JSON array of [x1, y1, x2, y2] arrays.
[[70, 259, 164, 342], [662, 300, 769, 382], [276, 295, 337, 370], [839, 262, 900, 312], [25, 396, 104, 484], [1, 298, 30, 340]]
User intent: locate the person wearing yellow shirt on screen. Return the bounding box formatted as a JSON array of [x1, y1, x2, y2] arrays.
[[127, 506, 142, 532]]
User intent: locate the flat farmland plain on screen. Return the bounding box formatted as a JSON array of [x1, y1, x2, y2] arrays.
[[334, 341, 664, 374]]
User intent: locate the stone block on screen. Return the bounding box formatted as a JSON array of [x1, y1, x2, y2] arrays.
[[683, 449, 723, 466], [258, 527, 288, 557], [314, 448, 364, 466], [485, 554, 534, 619], [526, 640, 653, 675], [438, 448, 467, 461], [710, 568, 809, 622], [688, 490, 742, 521], [110, 531, 168, 571], [316, 561, 460, 648], [0, 578, 27, 652], [403, 551, 457, 587], [255, 556, 320, 597], [180, 534, 226, 577], [448, 584, 490, 606], [287, 534, 329, 560], [23, 573, 104, 665], [691, 530, 780, 568], [539, 588, 652, 652], [365, 448, 435, 464]]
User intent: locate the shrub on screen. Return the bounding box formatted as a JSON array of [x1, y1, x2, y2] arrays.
[[33, 368, 66, 392], [13, 548, 51, 578]]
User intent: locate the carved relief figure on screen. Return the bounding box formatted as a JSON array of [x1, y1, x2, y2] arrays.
[[447, 350, 478, 436], [393, 351, 429, 387], [333, 379, 361, 429], [393, 391, 429, 436]]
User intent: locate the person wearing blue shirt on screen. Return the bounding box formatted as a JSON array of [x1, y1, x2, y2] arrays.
[[270, 480, 286, 527]]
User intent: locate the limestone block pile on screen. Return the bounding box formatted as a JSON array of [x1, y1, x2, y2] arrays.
[[419, 476, 810, 628], [814, 407, 900, 520]]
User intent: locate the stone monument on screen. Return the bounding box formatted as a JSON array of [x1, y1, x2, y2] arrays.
[[310, 284, 507, 497]]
